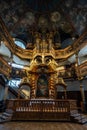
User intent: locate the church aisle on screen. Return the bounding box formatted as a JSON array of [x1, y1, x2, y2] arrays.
[[0, 122, 87, 130]]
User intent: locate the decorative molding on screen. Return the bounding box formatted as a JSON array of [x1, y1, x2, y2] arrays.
[[0, 16, 87, 61], [78, 61, 87, 77], [0, 56, 11, 77]]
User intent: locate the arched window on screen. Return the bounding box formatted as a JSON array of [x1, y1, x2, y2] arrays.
[[8, 79, 21, 88], [14, 39, 26, 49]]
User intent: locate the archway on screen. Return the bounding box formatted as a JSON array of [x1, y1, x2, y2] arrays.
[[19, 83, 31, 99]]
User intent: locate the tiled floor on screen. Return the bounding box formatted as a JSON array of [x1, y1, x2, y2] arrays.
[[0, 122, 87, 130]]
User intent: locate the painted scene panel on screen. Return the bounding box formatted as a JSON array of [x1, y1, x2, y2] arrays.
[[36, 75, 49, 97]]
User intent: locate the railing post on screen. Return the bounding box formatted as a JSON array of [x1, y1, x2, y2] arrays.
[[64, 87, 67, 99]]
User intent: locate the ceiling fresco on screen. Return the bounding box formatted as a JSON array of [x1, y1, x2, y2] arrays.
[[0, 0, 87, 49]]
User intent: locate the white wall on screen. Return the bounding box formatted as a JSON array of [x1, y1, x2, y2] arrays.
[[0, 85, 16, 100]]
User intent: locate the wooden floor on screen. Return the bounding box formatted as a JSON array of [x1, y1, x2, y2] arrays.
[[0, 122, 87, 130]]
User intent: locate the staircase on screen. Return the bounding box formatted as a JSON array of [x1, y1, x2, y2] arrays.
[[9, 86, 26, 99], [70, 110, 87, 124], [0, 109, 13, 123]]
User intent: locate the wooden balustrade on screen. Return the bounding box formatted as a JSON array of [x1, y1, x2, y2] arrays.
[[6, 99, 70, 112], [0, 56, 11, 77], [6, 99, 77, 121]]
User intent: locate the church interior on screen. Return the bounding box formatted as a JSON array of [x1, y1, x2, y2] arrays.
[[0, 0, 87, 129]]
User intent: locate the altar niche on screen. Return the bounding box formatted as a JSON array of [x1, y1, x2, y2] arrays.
[[36, 74, 49, 98]]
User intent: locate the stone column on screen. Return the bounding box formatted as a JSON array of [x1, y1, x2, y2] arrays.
[[76, 53, 86, 112], [80, 80, 86, 112], [80, 84, 85, 102]]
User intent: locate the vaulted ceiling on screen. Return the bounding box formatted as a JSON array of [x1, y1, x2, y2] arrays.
[[0, 0, 87, 48]]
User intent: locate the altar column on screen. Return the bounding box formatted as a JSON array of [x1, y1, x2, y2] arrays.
[[49, 73, 56, 99], [31, 75, 37, 98]]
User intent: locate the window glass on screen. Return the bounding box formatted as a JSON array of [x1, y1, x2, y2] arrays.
[[15, 40, 25, 49], [8, 79, 21, 88]]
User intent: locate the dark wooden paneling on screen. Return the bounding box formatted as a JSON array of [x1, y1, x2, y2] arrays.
[[57, 91, 87, 107]]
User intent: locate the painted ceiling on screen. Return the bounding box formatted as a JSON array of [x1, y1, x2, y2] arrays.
[[0, 0, 87, 48]]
